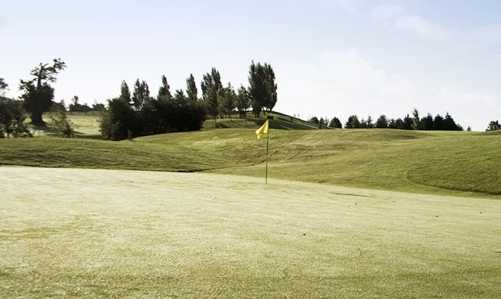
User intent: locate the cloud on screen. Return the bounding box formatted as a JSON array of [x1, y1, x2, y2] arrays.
[[277, 49, 418, 120], [276, 48, 497, 130], [395, 15, 450, 41], [371, 4, 404, 21], [371, 4, 450, 41]]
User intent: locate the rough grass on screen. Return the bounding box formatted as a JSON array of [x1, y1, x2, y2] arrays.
[[1, 167, 500, 298], [1, 127, 500, 197]]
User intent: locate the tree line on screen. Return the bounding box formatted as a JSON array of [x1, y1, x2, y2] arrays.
[[309, 109, 465, 131], [101, 61, 278, 140], [0, 59, 278, 139], [1, 58, 501, 137]]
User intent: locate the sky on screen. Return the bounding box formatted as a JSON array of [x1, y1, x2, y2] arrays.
[[1, 0, 501, 130]]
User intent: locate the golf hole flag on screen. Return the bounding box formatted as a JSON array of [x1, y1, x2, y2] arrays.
[[256, 119, 271, 184], [256, 120, 269, 140]]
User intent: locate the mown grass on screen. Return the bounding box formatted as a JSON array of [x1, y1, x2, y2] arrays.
[[1, 115, 500, 196], [1, 167, 501, 298], [140, 128, 501, 196]]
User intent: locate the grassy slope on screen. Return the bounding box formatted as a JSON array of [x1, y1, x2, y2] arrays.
[[2, 113, 500, 197], [140, 129, 501, 196], [1, 128, 500, 197], [1, 167, 501, 298]]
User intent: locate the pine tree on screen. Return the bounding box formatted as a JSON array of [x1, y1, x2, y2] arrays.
[[328, 117, 342, 129], [421, 114, 434, 130], [219, 83, 237, 117], [201, 68, 223, 120], [403, 114, 413, 130], [412, 109, 420, 129], [345, 115, 361, 129], [235, 86, 251, 118], [120, 81, 131, 102], [186, 74, 198, 102], [366, 116, 374, 128], [132, 79, 150, 111], [157, 75, 172, 100], [375, 115, 388, 128], [433, 114, 444, 130], [248, 61, 278, 116]]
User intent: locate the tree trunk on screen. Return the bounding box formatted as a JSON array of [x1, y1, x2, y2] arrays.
[[31, 111, 45, 127]]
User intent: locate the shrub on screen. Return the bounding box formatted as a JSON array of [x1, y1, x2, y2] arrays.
[[100, 95, 206, 140], [50, 111, 75, 138], [0, 97, 32, 138]]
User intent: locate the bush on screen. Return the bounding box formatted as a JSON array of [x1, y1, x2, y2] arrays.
[[0, 97, 32, 138], [100, 98, 138, 140], [50, 111, 75, 137], [101, 96, 206, 140]]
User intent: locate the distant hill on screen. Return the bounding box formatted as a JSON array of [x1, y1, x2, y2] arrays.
[[203, 111, 318, 130]]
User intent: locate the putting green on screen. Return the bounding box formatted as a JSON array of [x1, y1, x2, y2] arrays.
[[1, 167, 500, 298]]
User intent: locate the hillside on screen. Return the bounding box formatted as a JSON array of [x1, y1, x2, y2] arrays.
[[1, 127, 500, 197], [36, 112, 316, 137]]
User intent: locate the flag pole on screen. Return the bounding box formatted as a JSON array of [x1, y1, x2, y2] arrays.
[[265, 127, 270, 184]]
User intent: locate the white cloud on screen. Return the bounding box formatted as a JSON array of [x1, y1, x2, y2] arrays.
[[276, 48, 497, 130], [277, 49, 418, 121], [395, 15, 450, 41], [371, 4, 450, 41], [371, 4, 404, 21]]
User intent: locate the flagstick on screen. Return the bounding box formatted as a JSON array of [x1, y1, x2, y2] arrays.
[[265, 128, 270, 184]]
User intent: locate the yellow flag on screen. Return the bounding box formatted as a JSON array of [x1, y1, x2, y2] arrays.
[[256, 120, 269, 140]]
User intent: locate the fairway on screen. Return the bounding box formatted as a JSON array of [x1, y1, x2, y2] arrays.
[[1, 167, 500, 298]]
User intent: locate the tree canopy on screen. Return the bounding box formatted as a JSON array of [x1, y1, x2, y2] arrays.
[[248, 61, 277, 116], [19, 58, 66, 126]]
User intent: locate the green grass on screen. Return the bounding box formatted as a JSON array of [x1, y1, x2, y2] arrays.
[[1, 128, 500, 197], [1, 167, 500, 298], [202, 113, 319, 130], [34, 112, 103, 137]]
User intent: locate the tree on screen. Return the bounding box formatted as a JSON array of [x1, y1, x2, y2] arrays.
[[361, 116, 374, 128], [248, 61, 278, 116], [0, 78, 7, 94], [345, 115, 361, 129], [442, 113, 462, 131], [0, 96, 31, 138], [328, 117, 342, 129], [186, 74, 198, 102], [391, 118, 405, 129], [308, 116, 320, 127], [235, 86, 251, 118], [201, 68, 223, 120], [487, 120, 501, 131], [420, 114, 434, 130], [100, 97, 137, 140], [412, 109, 420, 130], [50, 100, 66, 112], [91, 102, 106, 112], [158, 75, 172, 100], [68, 96, 92, 112], [403, 114, 414, 130], [433, 114, 444, 130], [120, 81, 131, 102], [19, 58, 66, 126], [132, 79, 150, 111], [318, 117, 329, 129], [375, 115, 388, 128], [50, 111, 75, 138], [219, 83, 237, 117]]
